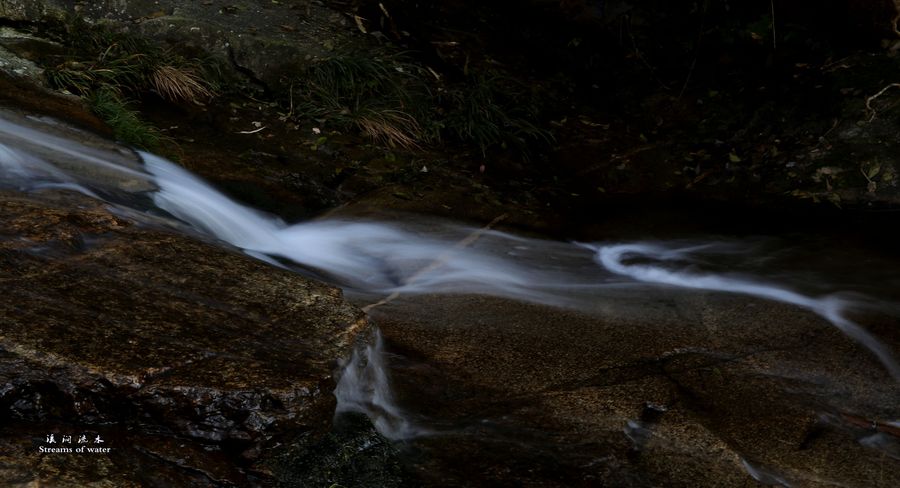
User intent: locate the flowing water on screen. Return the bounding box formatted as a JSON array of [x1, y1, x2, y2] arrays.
[[2, 110, 899, 485]]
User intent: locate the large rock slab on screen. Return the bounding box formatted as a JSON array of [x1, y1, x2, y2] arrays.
[[366, 291, 900, 487], [0, 189, 368, 485]]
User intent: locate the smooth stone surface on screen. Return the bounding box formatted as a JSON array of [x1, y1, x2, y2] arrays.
[[365, 291, 900, 487], [0, 189, 368, 485]]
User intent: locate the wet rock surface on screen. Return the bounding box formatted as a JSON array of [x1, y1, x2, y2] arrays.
[[0, 71, 108, 136], [0, 106, 154, 192], [366, 291, 900, 487], [0, 189, 368, 485], [266, 412, 407, 488]]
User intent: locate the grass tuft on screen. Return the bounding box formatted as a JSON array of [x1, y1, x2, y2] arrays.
[[150, 65, 215, 103], [39, 16, 215, 150], [290, 52, 430, 148], [435, 74, 554, 157], [356, 109, 422, 149], [288, 52, 552, 156], [87, 88, 160, 151]]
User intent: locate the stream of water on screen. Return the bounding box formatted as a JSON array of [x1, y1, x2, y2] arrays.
[[2, 110, 899, 484]]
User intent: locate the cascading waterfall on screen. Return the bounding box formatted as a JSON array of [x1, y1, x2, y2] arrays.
[[141, 151, 608, 304], [1, 112, 898, 445], [142, 151, 900, 383], [333, 329, 426, 440]]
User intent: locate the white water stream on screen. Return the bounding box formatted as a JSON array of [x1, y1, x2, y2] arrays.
[[1, 113, 898, 448]]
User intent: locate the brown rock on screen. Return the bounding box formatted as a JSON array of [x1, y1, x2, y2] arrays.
[[0, 189, 367, 485], [368, 291, 900, 487]]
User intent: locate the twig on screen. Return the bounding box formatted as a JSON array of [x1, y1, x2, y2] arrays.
[[840, 412, 900, 437], [237, 126, 267, 134], [677, 0, 710, 99], [287, 80, 294, 118], [362, 213, 508, 313], [820, 55, 854, 73], [815, 118, 840, 148], [624, 15, 670, 92], [865, 83, 900, 121], [677, 57, 699, 101], [770, 0, 777, 50]]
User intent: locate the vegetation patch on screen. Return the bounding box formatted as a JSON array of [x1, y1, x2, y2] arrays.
[[37, 16, 217, 151], [288, 53, 429, 150], [28, 15, 553, 158], [436, 73, 553, 157], [86, 87, 160, 151], [285, 51, 553, 157]]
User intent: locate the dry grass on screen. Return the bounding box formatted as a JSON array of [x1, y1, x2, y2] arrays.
[[356, 110, 422, 149], [289, 52, 551, 154], [150, 65, 214, 103]]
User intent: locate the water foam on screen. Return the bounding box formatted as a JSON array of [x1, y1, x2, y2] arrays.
[[587, 243, 900, 380], [143, 151, 606, 305]]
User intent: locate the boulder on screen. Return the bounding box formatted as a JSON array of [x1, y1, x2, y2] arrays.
[[0, 188, 368, 485]]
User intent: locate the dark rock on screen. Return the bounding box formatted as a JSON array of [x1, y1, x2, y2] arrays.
[[0, 0, 357, 89], [266, 412, 408, 488]]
